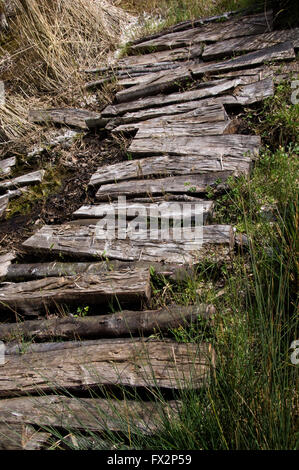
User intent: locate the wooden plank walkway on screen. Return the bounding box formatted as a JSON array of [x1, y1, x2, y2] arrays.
[[0, 7, 297, 448]]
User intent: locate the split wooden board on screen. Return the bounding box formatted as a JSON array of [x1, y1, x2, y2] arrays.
[[0, 268, 151, 315], [202, 28, 299, 60], [28, 108, 106, 130], [95, 172, 233, 201], [89, 154, 251, 188], [130, 11, 272, 53], [0, 156, 16, 178], [0, 338, 215, 395], [22, 222, 234, 264], [128, 134, 261, 158], [0, 170, 45, 191], [0, 395, 180, 436]]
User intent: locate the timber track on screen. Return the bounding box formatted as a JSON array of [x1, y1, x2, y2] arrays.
[[0, 9, 298, 449]]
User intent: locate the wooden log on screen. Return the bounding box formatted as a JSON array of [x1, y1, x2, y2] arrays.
[[0, 170, 45, 191], [128, 134, 261, 158], [95, 172, 233, 201], [0, 156, 16, 178], [203, 28, 299, 60], [0, 269, 151, 315], [112, 118, 238, 135], [0, 395, 180, 436], [1, 260, 200, 284], [0, 338, 215, 395], [22, 222, 234, 265], [107, 102, 228, 130], [89, 153, 250, 188], [130, 11, 273, 53], [0, 423, 51, 450], [0, 304, 214, 341], [192, 41, 296, 77], [73, 201, 214, 225], [28, 108, 106, 130]]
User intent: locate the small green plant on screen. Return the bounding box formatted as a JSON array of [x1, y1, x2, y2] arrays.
[[74, 306, 90, 318]]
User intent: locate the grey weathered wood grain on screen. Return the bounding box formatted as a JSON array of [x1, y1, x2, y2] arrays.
[[112, 118, 237, 135], [131, 11, 272, 53], [0, 423, 51, 450], [73, 201, 214, 224], [116, 66, 192, 103], [28, 108, 106, 129], [0, 252, 16, 281], [103, 78, 252, 117], [192, 42, 295, 77], [0, 156, 16, 178], [107, 102, 228, 130], [0, 170, 45, 191], [0, 194, 9, 218], [0, 304, 214, 341], [0, 269, 151, 315], [0, 338, 215, 395], [89, 153, 250, 188], [128, 134, 261, 158], [0, 395, 180, 436], [23, 222, 234, 264], [203, 28, 299, 60]]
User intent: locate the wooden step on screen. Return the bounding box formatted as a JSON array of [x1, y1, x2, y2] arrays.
[[103, 76, 267, 117], [73, 201, 214, 223], [0, 304, 214, 341], [128, 134, 261, 158], [0, 156, 16, 178], [0, 170, 45, 191], [89, 154, 251, 188], [28, 108, 107, 130], [130, 11, 272, 53], [0, 268, 151, 316], [107, 102, 228, 130], [22, 222, 234, 265], [192, 41, 295, 77], [95, 172, 232, 201], [0, 338, 215, 396], [0, 395, 180, 437], [203, 28, 299, 60]]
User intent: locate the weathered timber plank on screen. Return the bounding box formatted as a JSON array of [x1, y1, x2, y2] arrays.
[[96, 173, 232, 201], [128, 134, 261, 158], [117, 45, 203, 67], [129, 10, 241, 45], [0, 269, 151, 315], [107, 102, 228, 130], [112, 118, 237, 135], [0, 338, 215, 395], [28, 108, 106, 130], [103, 78, 254, 117], [0, 304, 214, 341], [130, 11, 272, 53], [73, 201, 214, 224], [230, 77, 274, 105], [0, 194, 9, 218], [0, 156, 16, 178], [0, 170, 45, 191], [203, 28, 299, 60], [22, 222, 234, 264], [0, 395, 180, 436], [0, 424, 51, 450], [89, 154, 250, 188], [192, 42, 296, 77], [116, 66, 192, 103]]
